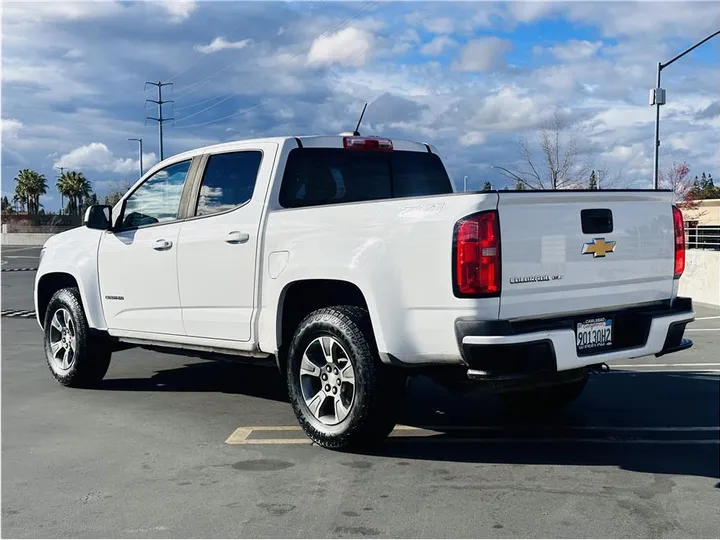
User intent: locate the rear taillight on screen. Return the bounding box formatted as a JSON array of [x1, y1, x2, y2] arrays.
[[672, 205, 685, 279], [343, 136, 393, 151], [453, 210, 501, 296]]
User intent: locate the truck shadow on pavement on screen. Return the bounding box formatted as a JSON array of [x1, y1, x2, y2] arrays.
[[371, 371, 720, 482], [99, 360, 290, 403], [98, 360, 719, 481]]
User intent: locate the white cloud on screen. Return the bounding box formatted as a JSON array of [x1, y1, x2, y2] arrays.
[[160, 0, 197, 23], [63, 48, 84, 59], [562, 1, 720, 37], [472, 87, 558, 131], [459, 131, 487, 147], [386, 29, 421, 55], [2, 61, 96, 102], [421, 36, 457, 56], [549, 40, 603, 62], [2, 1, 122, 23], [507, 1, 555, 24], [353, 17, 386, 33], [423, 17, 456, 34], [452, 37, 512, 72], [194, 37, 253, 54], [307, 26, 374, 67], [1, 118, 23, 141], [54, 143, 158, 175]]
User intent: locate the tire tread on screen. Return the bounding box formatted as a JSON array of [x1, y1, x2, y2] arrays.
[[286, 305, 403, 450], [44, 287, 111, 388]]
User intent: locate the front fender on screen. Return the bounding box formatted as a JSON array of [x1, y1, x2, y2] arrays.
[[34, 228, 107, 331]]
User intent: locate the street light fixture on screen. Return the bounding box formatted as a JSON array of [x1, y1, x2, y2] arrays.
[[128, 138, 143, 178], [650, 29, 720, 190]]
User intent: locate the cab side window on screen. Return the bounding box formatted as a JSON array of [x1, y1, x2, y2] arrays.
[[121, 160, 191, 229], [195, 151, 263, 216]]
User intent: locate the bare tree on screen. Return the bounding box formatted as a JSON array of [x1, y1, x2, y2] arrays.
[[498, 111, 597, 190], [659, 161, 704, 219], [593, 166, 627, 189], [103, 181, 133, 207]]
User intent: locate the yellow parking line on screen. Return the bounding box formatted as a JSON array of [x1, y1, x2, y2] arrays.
[[225, 424, 720, 445], [225, 424, 430, 445]]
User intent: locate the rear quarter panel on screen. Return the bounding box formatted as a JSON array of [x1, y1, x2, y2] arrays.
[[257, 193, 499, 365]]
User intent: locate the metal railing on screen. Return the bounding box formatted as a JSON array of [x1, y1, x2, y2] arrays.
[[685, 226, 720, 250]]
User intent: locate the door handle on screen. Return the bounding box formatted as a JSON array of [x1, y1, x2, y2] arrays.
[[152, 238, 173, 251], [226, 231, 250, 244]]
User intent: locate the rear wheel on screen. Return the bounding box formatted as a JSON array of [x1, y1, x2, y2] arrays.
[[286, 306, 405, 450], [44, 287, 111, 388], [498, 374, 589, 414]]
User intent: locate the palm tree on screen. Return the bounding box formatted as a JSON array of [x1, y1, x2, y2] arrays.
[[1, 195, 13, 215], [57, 171, 93, 215], [13, 169, 48, 215]]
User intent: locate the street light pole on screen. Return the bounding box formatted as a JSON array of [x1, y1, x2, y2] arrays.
[[651, 28, 720, 190], [652, 61, 662, 191], [128, 138, 143, 178]]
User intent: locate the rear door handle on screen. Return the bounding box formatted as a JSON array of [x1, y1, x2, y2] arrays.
[[152, 238, 173, 251], [226, 231, 250, 244]]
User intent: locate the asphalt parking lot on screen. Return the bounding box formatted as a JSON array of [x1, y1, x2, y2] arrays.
[[2, 246, 719, 538]]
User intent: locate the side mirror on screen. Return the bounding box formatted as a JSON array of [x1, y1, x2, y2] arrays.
[[84, 204, 112, 230]]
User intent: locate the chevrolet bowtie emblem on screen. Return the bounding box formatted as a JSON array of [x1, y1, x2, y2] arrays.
[[582, 238, 616, 258]]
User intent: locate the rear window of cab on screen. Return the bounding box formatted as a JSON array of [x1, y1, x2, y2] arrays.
[[278, 148, 453, 208]]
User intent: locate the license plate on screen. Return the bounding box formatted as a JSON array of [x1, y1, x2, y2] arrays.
[[576, 317, 613, 353]]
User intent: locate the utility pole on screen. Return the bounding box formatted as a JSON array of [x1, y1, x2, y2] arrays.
[[650, 29, 720, 190], [145, 81, 174, 161], [128, 138, 143, 178]]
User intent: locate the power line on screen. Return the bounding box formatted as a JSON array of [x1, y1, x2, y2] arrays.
[[172, 99, 274, 130], [172, 93, 236, 124], [145, 81, 174, 161], [173, 94, 230, 113]]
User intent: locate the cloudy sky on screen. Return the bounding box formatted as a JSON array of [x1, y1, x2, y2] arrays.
[[2, 0, 719, 209]]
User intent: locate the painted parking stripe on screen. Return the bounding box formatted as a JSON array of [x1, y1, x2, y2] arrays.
[[695, 315, 720, 321], [611, 363, 720, 368], [686, 328, 720, 332], [605, 370, 720, 373], [1, 309, 36, 318], [226, 425, 720, 446]]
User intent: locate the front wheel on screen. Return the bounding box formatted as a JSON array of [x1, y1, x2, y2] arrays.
[[43, 287, 111, 388], [286, 306, 406, 450]]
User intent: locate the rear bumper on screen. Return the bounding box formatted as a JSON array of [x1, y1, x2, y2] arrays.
[[455, 297, 695, 380]]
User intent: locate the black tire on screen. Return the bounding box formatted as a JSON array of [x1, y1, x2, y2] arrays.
[[43, 287, 111, 388], [286, 306, 406, 450], [498, 374, 589, 414]]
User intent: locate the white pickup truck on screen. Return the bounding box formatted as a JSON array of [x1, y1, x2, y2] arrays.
[[35, 134, 695, 449]]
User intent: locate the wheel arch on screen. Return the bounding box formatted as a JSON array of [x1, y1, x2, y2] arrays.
[[35, 270, 106, 331], [274, 279, 379, 374]]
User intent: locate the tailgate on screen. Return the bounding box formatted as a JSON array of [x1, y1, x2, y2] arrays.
[[497, 190, 676, 320]]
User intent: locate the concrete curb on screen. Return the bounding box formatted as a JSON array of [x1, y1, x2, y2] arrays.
[[1, 268, 38, 272]]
